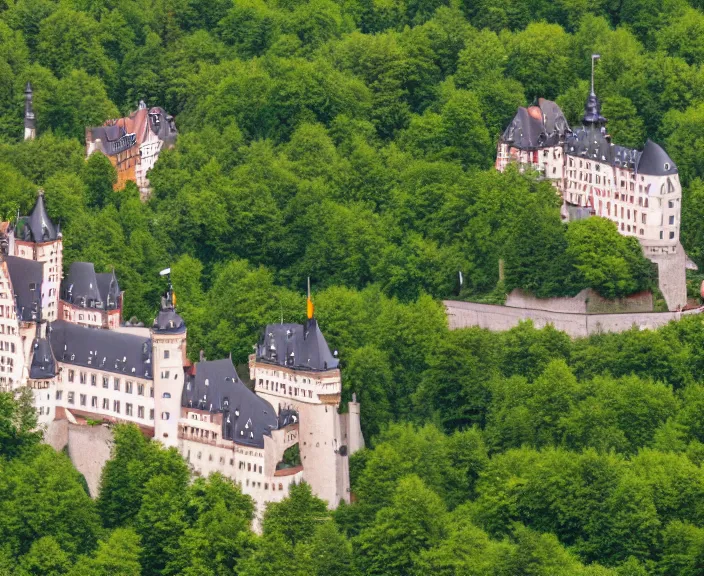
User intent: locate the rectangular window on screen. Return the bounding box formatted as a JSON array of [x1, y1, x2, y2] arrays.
[[669, 215, 675, 225], [150, 387, 154, 398], [56, 390, 63, 401], [126, 381, 133, 394], [68, 392, 74, 404], [80, 372, 86, 384], [138, 406, 144, 418], [114, 378, 120, 391], [80, 394, 86, 406], [138, 384, 144, 395], [91, 396, 98, 408], [642, 214, 646, 224], [102, 398, 109, 410], [161, 370, 170, 379], [149, 409, 154, 420], [68, 369, 74, 383], [126, 403, 133, 416], [670, 231, 675, 239], [113, 400, 120, 414], [164, 350, 170, 359], [668, 200, 674, 208]]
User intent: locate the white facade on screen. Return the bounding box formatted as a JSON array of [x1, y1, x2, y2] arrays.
[[497, 141, 682, 256], [152, 329, 186, 447], [249, 357, 362, 508], [0, 259, 26, 390], [11, 238, 62, 322], [136, 133, 164, 198]]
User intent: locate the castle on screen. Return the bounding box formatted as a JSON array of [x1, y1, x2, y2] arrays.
[[85, 101, 178, 199], [0, 194, 363, 522], [496, 59, 686, 310]]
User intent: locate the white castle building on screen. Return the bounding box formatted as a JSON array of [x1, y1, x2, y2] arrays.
[[496, 67, 686, 310], [0, 194, 363, 522]]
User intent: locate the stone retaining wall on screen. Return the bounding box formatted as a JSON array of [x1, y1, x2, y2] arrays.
[[445, 299, 700, 338]]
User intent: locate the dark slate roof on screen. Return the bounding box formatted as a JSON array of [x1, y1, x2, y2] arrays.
[[278, 407, 299, 428], [5, 256, 42, 322], [61, 263, 120, 310], [96, 271, 120, 309], [62, 262, 102, 308], [500, 99, 571, 150], [48, 320, 153, 379], [637, 140, 678, 176], [153, 287, 185, 333], [15, 192, 58, 243], [148, 107, 178, 146], [181, 358, 280, 448], [583, 91, 607, 126], [88, 125, 136, 156], [256, 319, 339, 371], [153, 308, 185, 333], [30, 328, 56, 379], [503, 90, 679, 177]]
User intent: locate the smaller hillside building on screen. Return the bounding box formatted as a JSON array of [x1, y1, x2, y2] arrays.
[[496, 69, 686, 310], [86, 102, 177, 199]]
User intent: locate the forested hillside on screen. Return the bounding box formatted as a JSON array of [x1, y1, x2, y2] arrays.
[[6, 318, 704, 574], [3, 0, 703, 334], [2, 0, 704, 574]]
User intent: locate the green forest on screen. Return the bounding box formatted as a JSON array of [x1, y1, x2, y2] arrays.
[[2, 0, 704, 573]]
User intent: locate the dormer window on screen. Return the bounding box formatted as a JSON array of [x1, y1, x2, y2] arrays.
[[665, 162, 671, 171]]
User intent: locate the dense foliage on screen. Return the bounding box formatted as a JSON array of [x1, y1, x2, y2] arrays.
[[4, 0, 704, 574], [8, 316, 704, 574], [3, 0, 698, 329]]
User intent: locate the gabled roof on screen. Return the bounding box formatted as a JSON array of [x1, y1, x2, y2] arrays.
[[96, 271, 120, 309], [86, 105, 178, 156], [62, 262, 102, 308], [256, 319, 339, 371], [500, 99, 571, 151], [5, 256, 42, 322], [30, 326, 56, 380], [48, 320, 153, 379], [15, 192, 58, 243], [61, 263, 121, 310], [181, 357, 280, 448]]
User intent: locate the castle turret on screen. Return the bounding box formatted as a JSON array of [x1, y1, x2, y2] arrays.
[[12, 191, 62, 322], [24, 82, 35, 141], [151, 282, 186, 448], [248, 281, 361, 508]]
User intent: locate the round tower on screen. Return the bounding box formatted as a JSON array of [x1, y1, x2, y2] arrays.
[[24, 82, 35, 141], [150, 285, 186, 448]]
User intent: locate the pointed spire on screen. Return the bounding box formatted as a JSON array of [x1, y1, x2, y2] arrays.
[[24, 81, 35, 140], [306, 277, 314, 320], [24, 189, 57, 242], [590, 54, 599, 96], [583, 55, 606, 127]]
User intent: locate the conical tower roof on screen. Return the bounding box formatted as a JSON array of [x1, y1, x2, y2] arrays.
[[16, 190, 58, 243]]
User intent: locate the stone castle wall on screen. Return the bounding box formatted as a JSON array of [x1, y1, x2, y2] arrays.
[[505, 289, 654, 315], [445, 299, 699, 338], [45, 419, 113, 497], [646, 242, 688, 311]]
